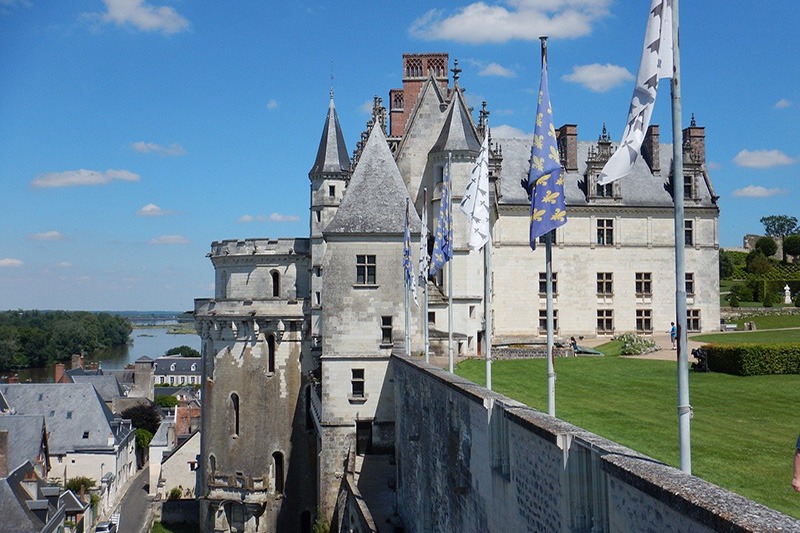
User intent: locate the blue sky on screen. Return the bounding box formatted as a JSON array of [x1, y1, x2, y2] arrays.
[[1, 0, 798, 311]]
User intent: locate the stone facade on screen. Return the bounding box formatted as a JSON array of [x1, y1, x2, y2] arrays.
[[195, 51, 725, 531]]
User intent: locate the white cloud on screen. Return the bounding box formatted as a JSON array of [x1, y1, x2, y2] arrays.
[[267, 99, 279, 110], [0, 258, 23, 267], [775, 98, 791, 109], [359, 100, 374, 115], [269, 213, 300, 223], [30, 231, 65, 241], [479, 62, 516, 78], [31, 168, 140, 188], [97, 0, 189, 34], [706, 161, 722, 170], [733, 149, 795, 168], [239, 213, 300, 223], [732, 185, 786, 198], [490, 124, 531, 139], [562, 63, 633, 92], [150, 234, 189, 244], [0, 0, 32, 9], [409, 0, 610, 43], [131, 141, 185, 156], [137, 203, 172, 216]]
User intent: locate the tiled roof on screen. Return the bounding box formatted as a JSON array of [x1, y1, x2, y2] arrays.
[[153, 356, 201, 376], [0, 415, 46, 474], [310, 97, 351, 176]]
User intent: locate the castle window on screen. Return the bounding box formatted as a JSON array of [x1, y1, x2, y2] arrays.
[[597, 272, 613, 296], [635, 309, 653, 333], [351, 369, 365, 398], [356, 255, 376, 285], [273, 451, 284, 494], [687, 309, 701, 332], [315, 210, 321, 223], [271, 271, 280, 297], [230, 393, 240, 437], [315, 291, 321, 305], [83, 431, 89, 439], [428, 311, 435, 325], [268, 335, 276, 373], [595, 181, 613, 197], [635, 272, 652, 297], [597, 309, 614, 334], [596, 219, 614, 246], [328, 185, 335, 197], [685, 273, 695, 296], [538, 309, 559, 335], [684, 220, 694, 246], [381, 316, 393, 345], [683, 175, 694, 199], [538, 272, 558, 296]]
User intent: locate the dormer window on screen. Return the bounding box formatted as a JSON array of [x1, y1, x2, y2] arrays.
[[191, 363, 197, 371], [170, 363, 176, 372]]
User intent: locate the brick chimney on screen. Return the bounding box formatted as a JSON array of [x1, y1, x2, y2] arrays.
[[389, 53, 449, 138], [557, 124, 578, 172], [642, 125, 660, 173], [54, 363, 65, 384], [71, 354, 84, 370], [682, 114, 705, 164], [0, 430, 7, 478]]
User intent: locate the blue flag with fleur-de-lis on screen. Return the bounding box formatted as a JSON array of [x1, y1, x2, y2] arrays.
[[527, 55, 566, 249], [430, 156, 453, 276]]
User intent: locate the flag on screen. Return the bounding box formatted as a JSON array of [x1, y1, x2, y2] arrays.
[[418, 188, 429, 288], [598, 0, 673, 185], [527, 55, 566, 249], [460, 132, 490, 250], [430, 156, 453, 276], [403, 200, 417, 306]]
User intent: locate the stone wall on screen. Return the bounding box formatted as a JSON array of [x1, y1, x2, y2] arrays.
[[392, 355, 800, 532]]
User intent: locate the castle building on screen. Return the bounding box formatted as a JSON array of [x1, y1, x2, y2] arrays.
[[195, 52, 720, 532]]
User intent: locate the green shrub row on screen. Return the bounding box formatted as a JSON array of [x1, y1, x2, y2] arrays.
[[704, 344, 800, 376]]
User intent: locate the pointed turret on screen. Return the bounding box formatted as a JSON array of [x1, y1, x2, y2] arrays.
[[430, 89, 481, 155], [310, 94, 351, 177]]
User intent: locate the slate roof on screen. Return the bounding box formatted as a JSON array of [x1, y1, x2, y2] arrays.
[[68, 375, 124, 403], [0, 415, 46, 474], [0, 383, 131, 454], [494, 136, 717, 209], [0, 462, 56, 533], [430, 89, 481, 154], [153, 356, 201, 376], [310, 96, 351, 176], [325, 124, 421, 235]]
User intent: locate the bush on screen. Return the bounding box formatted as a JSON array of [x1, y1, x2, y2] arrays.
[[755, 236, 778, 258], [763, 291, 775, 307], [168, 487, 183, 500], [728, 292, 740, 307], [704, 343, 800, 376], [614, 332, 659, 355], [155, 395, 178, 408]]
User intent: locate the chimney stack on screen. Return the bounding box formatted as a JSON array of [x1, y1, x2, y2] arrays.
[[557, 124, 578, 172], [642, 125, 661, 173], [54, 363, 65, 384], [682, 114, 705, 164]]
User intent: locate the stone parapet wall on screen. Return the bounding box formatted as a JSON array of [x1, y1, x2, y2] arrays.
[[392, 354, 800, 533]]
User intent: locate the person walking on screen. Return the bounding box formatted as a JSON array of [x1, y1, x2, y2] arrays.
[[669, 322, 677, 349]]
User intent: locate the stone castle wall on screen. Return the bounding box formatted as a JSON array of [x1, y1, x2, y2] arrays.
[[392, 355, 800, 532]]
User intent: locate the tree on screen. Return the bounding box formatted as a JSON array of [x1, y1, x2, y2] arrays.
[[155, 394, 178, 408], [719, 249, 734, 279], [121, 403, 161, 435], [745, 250, 772, 275], [165, 345, 200, 357], [760, 215, 799, 262], [135, 428, 154, 448], [754, 236, 778, 258], [784, 234, 800, 261], [65, 476, 96, 493]]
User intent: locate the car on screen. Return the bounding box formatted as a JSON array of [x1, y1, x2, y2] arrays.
[[95, 521, 117, 533]]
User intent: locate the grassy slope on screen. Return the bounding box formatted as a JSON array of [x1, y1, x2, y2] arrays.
[[457, 357, 800, 519]]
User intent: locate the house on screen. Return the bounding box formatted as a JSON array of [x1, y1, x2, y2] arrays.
[[153, 356, 201, 387], [0, 383, 136, 514]]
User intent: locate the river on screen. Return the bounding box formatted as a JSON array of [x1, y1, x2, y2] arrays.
[[12, 326, 201, 384]]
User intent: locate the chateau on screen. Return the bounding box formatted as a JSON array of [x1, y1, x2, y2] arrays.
[[193, 53, 725, 532]]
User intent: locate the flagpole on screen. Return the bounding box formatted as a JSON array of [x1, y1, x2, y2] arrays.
[[422, 188, 430, 364], [670, 0, 691, 474], [447, 152, 454, 374], [485, 224, 493, 390], [405, 199, 412, 357]]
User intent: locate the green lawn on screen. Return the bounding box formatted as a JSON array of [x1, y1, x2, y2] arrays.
[[456, 357, 800, 519], [691, 328, 800, 345]]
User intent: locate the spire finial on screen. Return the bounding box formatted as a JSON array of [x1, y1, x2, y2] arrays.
[[330, 60, 334, 99], [451, 59, 461, 84], [690, 113, 696, 127]]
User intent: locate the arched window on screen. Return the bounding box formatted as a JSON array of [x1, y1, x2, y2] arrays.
[[268, 335, 276, 373], [209, 454, 216, 473], [230, 393, 240, 437], [273, 451, 284, 494], [271, 271, 280, 298]]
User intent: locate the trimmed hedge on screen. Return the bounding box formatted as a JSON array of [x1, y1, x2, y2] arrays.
[[704, 343, 800, 376]]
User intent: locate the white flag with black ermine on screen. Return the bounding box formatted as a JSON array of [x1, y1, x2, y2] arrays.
[[599, 0, 673, 185], [460, 132, 490, 250]]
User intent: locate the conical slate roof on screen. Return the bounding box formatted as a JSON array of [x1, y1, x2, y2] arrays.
[[430, 89, 481, 154], [309, 96, 351, 176], [325, 124, 420, 235]]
